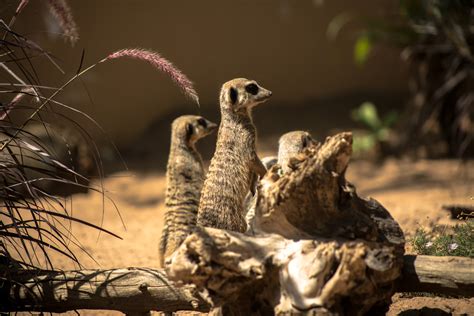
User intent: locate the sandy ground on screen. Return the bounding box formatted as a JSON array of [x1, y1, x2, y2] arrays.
[[14, 158, 474, 315]]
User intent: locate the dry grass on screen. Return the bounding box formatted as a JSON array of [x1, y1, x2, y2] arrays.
[[0, 3, 199, 270]]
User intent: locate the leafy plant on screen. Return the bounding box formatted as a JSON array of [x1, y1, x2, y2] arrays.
[[412, 221, 474, 257], [351, 102, 397, 154], [330, 0, 474, 158]]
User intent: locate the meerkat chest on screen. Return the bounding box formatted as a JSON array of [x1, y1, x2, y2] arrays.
[[222, 123, 256, 150]]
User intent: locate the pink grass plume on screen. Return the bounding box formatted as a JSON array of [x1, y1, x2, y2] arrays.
[[47, 0, 79, 46], [101, 48, 200, 106]]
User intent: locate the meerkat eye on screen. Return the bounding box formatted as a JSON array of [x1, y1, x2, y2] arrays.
[[245, 83, 259, 95], [302, 135, 314, 148], [197, 118, 207, 128], [185, 123, 194, 137], [229, 87, 238, 104], [302, 136, 308, 148]]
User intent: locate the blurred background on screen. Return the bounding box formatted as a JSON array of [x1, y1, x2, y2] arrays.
[[1, 2, 473, 313], [4, 0, 416, 172], [1, 0, 473, 291]]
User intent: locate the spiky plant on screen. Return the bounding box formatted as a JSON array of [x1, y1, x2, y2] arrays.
[[1, 0, 114, 269], [0, 0, 199, 270]]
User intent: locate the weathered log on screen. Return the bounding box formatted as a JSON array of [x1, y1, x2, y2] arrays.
[[167, 227, 403, 315], [0, 267, 208, 313], [167, 132, 406, 315], [254, 132, 404, 251], [400, 255, 474, 297], [1, 254, 473, 313]]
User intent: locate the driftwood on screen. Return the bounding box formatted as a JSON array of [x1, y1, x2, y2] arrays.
[[254, 133, 404, 248], [167, 228, 402, 315], [1, 254, 473, 314], [165, 132, 407, 315], [1, 255, 473, 314], [0, 267, 208, 313], [400, 255, 474, 297]]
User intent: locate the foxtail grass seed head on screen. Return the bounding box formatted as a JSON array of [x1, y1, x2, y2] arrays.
[[47, 0, 79, 45], [102, 48, 199, 106]]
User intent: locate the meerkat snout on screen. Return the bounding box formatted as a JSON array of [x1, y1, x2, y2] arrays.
[[246, 82, 272, 103]]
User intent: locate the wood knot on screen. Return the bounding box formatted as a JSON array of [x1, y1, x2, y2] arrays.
[[139, 282, 148, 292]]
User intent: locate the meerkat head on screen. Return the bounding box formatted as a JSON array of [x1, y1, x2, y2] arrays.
[[172, 115, 218, 147], [278, 131, 316, 172], [279, 131, 315, 155], [219, 78, 272, 115]]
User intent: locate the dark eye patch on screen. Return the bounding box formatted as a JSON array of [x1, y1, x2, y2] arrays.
[[197, 118, 207, 128], [302, 136, 308, 148], [185, 123, 194, 137], [245, 83, 259, 95], [302, 135, 314, 148], [229, 87, 238, 104]]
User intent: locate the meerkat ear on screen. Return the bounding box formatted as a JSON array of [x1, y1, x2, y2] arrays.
[[229, 87, 238, 105], [185, 123, 194, 137]]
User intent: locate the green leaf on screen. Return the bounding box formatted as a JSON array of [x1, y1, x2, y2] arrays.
[[354, 34, 372, 66], [351, 102, 381, 131], [352, 134, 377, 154]]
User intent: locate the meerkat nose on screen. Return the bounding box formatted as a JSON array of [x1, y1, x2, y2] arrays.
[[208, 122, 218, 130]]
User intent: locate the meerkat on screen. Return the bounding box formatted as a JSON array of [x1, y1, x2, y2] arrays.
[[197, 78, 272, 232], [278, 130, 316, 174], [245, 131, 316, 233], [248, 131, 315, 177], [159, 115, 217, 266]]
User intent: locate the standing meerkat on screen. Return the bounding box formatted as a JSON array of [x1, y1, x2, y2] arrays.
[[197, 78, 272, 232], [159, 115, 217, 266]]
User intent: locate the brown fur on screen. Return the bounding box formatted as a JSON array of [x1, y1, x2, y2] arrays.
[[245, 131, 315, 234], [197, 78, 272, 232], [278, 131, 316, 173], [159, 115, 217, 266]]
